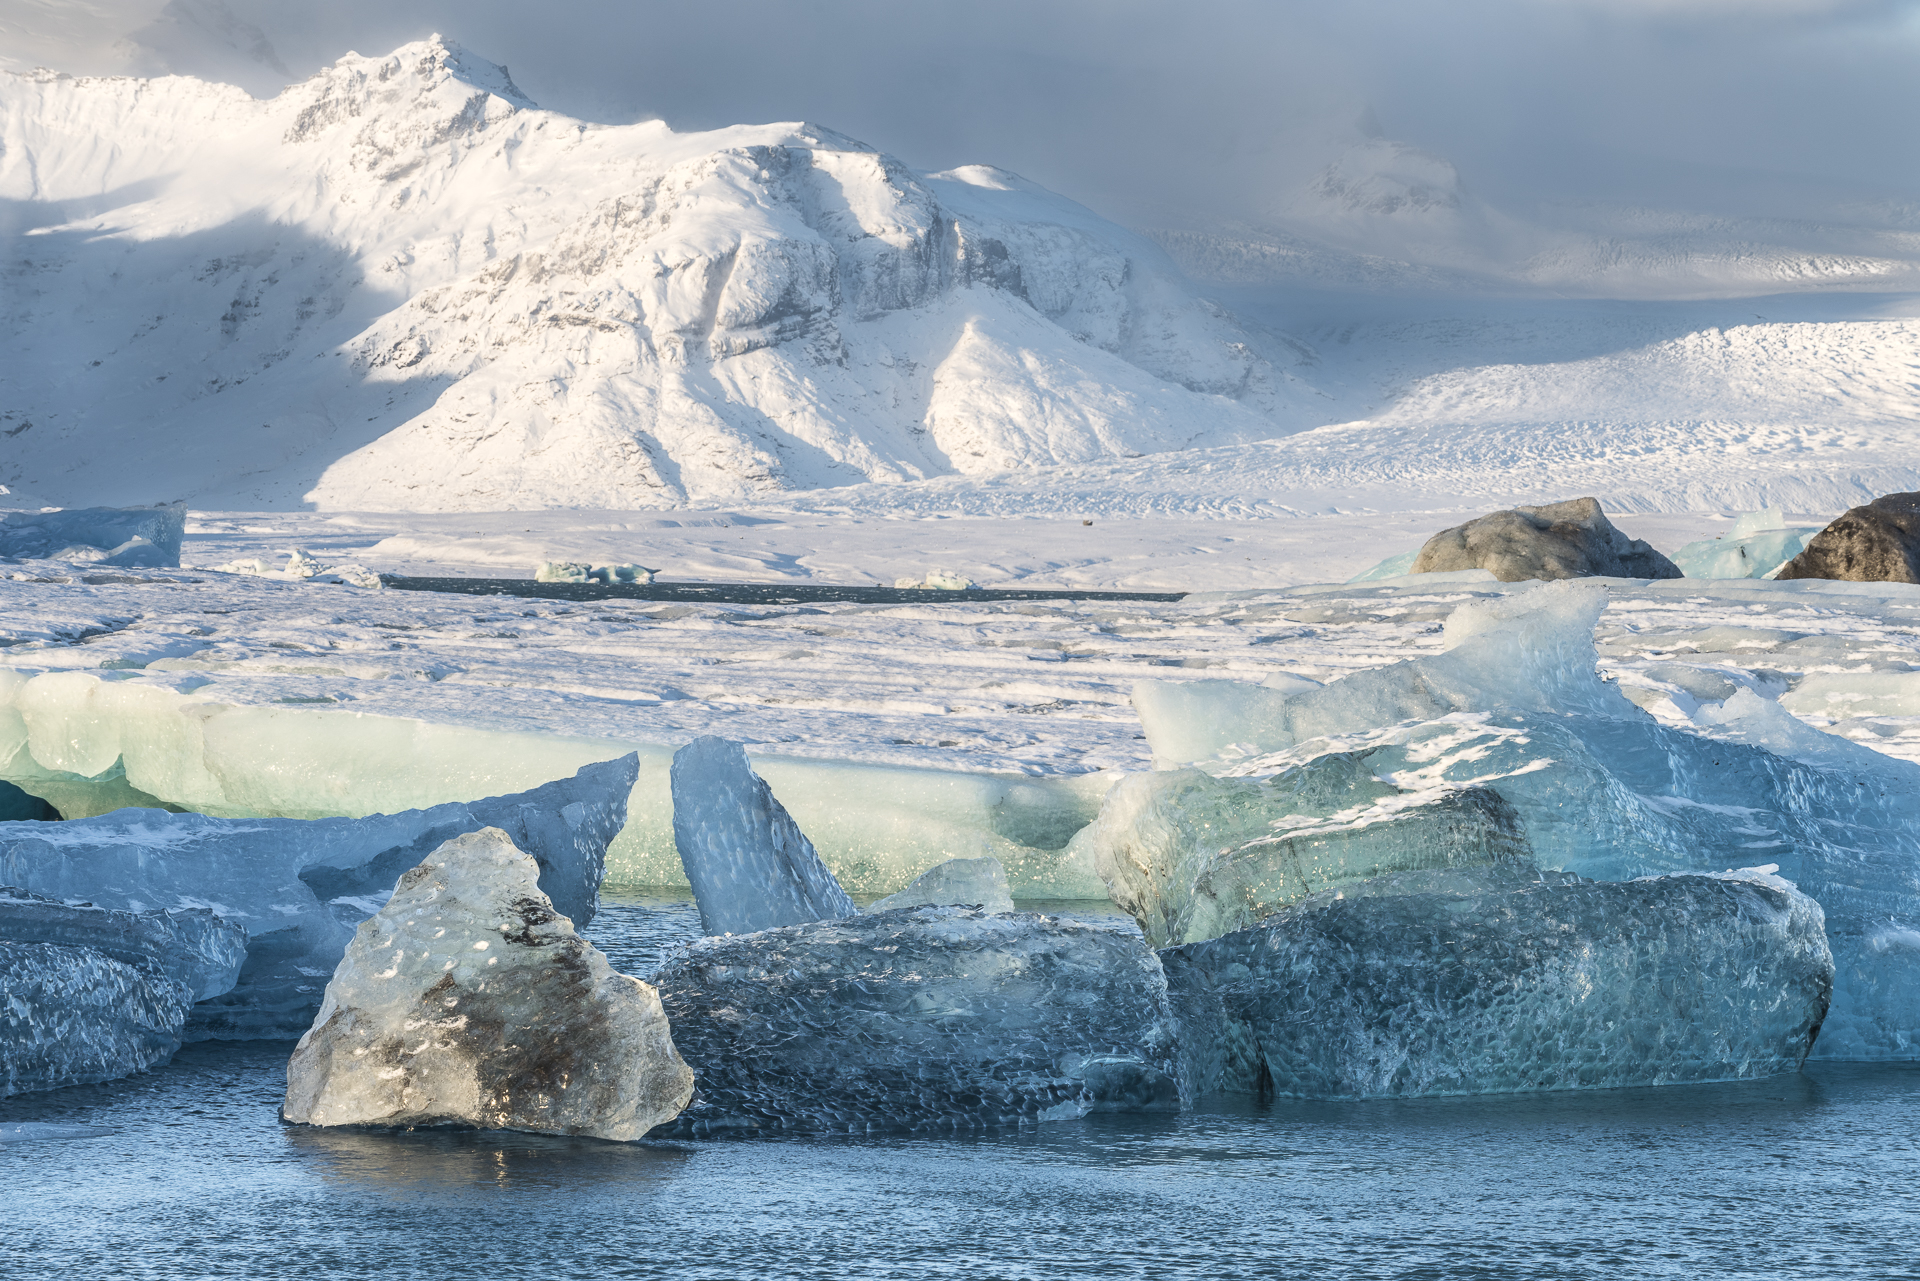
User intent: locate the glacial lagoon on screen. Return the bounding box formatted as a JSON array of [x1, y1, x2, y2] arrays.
[[5, 892, 1918, 1280]]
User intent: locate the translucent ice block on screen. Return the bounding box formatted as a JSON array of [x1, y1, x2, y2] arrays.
[[1, 942, 193, 1096]]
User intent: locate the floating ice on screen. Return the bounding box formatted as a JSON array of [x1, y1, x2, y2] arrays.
[[1071, 755, 1532, 947], [0, 886, 246, 1001], [868, 856, 1015, 914], [0, 755, 637, 1037], [534, 561, 653, 584], [283, 828, 692, 1141], [1346, 550, 1420, 582], [1163, 865, 1833, 1099], [670, 736, 857, 936], [1777, 491, 1920, 584], [653, 906, 1179, 1135], [894, 569, 979, 590], [214, 550, 382, 588], [1, 942, 193, 1096], [0, 503, 185, 567], [1672, 509, 1820, 580]]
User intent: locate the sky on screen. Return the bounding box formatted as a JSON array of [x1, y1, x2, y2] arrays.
[[3, 0, 1917, 226]]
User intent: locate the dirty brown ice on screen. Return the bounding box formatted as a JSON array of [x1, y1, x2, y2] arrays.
[[1412, 497, 1681, 582], [1775, 491, 1920, 584], [282, 828, 692, 1141]]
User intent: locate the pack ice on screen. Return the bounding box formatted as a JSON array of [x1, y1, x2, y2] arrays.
[[284, 829, 693, 1141], [1164, 866, 1832, 1098], [1103, 580, 1920, 1061], [652, 906, 1179, 1135], [671, 736, 857, 936], [0, 888, 246, 1095], [0, 755, 637, 1037]]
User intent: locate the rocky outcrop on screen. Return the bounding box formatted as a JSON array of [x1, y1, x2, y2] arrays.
[[1411, 497, 1681, 582], [282, 828, 692, 1141], [1774, 492, 1920, 584]]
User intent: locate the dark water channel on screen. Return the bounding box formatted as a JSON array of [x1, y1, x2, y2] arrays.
[[4, 893, 1918, 1279]]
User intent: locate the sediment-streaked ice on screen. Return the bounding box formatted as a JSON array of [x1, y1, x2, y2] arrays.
[[284, 828, 692, 1141], [652, 906, 1179, 1134], [670, 736, 857, 936], [1163, 865, 1833, 1099]]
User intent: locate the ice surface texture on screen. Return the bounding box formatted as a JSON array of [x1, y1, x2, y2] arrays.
[[0, 755, 637, 1037], [0, 503, 185, 567], [0, 941, 195, 1096], [671, 737, 857, 935], [1164, 867, 1833, 1099], [1777, 491, 1920, 584], [868, 856, 1015, 913], [1074, 756, 1531, 948], [1411, 498, 1681, 582], [0, 886, 246, 1001], [284, 829, 692, 1141], [653, 906, 1179, 1135]]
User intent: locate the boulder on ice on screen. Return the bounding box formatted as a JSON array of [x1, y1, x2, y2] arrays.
[[1164, 865, 1833, 1099], [670, 736, 857, 936], [1411, 498, 1681, 582], [653, 906, 1180, 1135], [283, 828, 692, 1141], [1775, 491, 1920, 584], [0, 503, 186, 567], [0, 754, 638, 1038], [868, 856, 1015, 914]]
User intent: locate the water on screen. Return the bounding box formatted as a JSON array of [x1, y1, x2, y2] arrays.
[[5, 893, 1920, 1279]]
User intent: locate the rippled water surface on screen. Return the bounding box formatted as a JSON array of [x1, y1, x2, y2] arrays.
[[5, 893, 1919, 1279]]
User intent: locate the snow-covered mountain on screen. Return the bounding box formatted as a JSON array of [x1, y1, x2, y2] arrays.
[[0, 37, 1318, 510]]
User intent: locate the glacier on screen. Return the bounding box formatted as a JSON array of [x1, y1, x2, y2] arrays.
[[670, 736, 858, 936], [652, 905, 1179, 1135], [284, 828, 692, 1141], [0, 755, 636, 1037], [1163, 865, 1833, 1099]]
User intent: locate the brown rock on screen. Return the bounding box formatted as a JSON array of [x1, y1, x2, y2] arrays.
[[1411, 497, 1681, 583], [1774, 492, 1920, 584]]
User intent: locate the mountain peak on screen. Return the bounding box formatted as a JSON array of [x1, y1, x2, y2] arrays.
[[282, 36, 535, 149]]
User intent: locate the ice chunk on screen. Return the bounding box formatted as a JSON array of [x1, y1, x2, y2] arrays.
[[1071, 754, 1532, 947], [0, 503, 185, 567], [1346, 550, 1419, 583], [868, 857, 1015, 914], [1777, 491, 1920, 584], [1, 942, 192, 1096], [215, 551, 383, 587], [1163, 865, 1833, 1099], [652, 906, 1179, 1135], [1134, 581, 1628, 766], [284, 828, 692, 1140], [670, 736, 857, 935], [0, 886, 246, 1000], [534, 561, 654, 584], [1672, 520, 1820, 580], [0, 755, 638, 1038], [895, 568, 979, 590]]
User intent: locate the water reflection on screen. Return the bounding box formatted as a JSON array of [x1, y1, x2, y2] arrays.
[[283, 1124, 694, 1195]]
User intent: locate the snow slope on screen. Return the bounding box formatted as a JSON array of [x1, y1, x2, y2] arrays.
[[0, 37, 1315, 511]]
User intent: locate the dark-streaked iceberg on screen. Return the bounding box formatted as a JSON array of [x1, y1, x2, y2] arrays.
[[670, 736, 856, 936], [1164, 866, 1833, 1100], [284, 828, 693, 1141], [653, 906, 1179, 1135], [0, 755, 637, 1038]]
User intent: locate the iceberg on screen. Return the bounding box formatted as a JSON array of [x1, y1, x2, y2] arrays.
[[652, 906, 1180, 1135], [1163, 866, 1833, 1100], [1118, 581, 1920, 1058], [283, 828, 692, 1141], [0, 755, 638, 1037], [0, 886, 246, 1001], [0, 503, 186, 567], [868, 856, 1016, 914], [1672, 510, 1821, 579], [1070, 755, 1531, 947], [670, 736, 857, 936], [1, 942, 193, 1096]]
